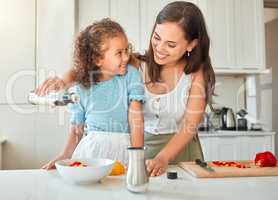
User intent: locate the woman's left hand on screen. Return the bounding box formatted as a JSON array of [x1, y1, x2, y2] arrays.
[[145, 155, 169, 176]]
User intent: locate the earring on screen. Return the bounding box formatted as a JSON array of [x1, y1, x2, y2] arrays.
[[187, 51, 191, 57]]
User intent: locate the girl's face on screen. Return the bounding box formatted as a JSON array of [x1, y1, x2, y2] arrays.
[[96, 33, 130, 80], [151, 22, 196, 67]]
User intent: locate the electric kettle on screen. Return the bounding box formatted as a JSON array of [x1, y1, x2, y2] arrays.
[[221, 107, 236, 130]]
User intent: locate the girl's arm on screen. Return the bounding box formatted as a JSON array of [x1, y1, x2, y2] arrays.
[[128, 101, 144, 147], [42, 124, 84, 170], [37, 68, 76, 96], [146, 68, 206, 176], [61, 124, 84, 158]]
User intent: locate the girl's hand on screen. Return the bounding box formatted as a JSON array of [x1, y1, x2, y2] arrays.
[[36, 76, 66, 96], [145, 155, 169, 177], [42, 154, 69, 170]]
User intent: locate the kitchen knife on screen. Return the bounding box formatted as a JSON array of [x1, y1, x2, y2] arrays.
[[195, 159, 215, 172]]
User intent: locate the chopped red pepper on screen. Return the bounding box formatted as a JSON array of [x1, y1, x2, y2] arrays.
[[264, 151, 277, 166], [212, 161, 249, 168], [69, 161, 87, 167], [255, 151, 277, 167], [69, 161, 81, 167]]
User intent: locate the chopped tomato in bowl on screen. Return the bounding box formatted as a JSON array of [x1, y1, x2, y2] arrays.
[[55, 158, 115, 184], [69, 161, 87, 167]]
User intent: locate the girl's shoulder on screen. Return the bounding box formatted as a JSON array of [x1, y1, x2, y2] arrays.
[[126, 64, 141, 77], [68, 83, 87, 96], [124, 64, 143, 84]]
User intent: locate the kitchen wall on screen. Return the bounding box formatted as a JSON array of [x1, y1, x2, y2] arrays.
[[211, 76, 245, 112], [257, 8, 278, 154]]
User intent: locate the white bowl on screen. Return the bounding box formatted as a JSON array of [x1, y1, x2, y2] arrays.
[[55, 158, 115, 184]]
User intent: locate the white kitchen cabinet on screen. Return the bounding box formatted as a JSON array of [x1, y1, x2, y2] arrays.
[[199, 131, 276, 161], [78, 0, 141, 51], [78, 0, 110, 31], [140, 0, 174, 53], [205, 0, 236, 69], [234, 0, 265, 69], [0, 105, 37, 169], [210, 137, 242, 160], [198, 136, 211, 162], [34, 106, 70, 168], [0, 105, 70, 169], [36, 0, 76, 87], [240, 135, 274, 160], [199, 135, 243, 160], [110, 0, 141, 52], [0, 0, 36, 104], [205, 0, 265, 70]]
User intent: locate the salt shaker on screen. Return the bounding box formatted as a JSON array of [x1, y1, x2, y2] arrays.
[[126, 147, 149, 193]]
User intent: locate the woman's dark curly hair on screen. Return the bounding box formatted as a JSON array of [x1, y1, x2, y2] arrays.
[[73, 18, 126, 88]]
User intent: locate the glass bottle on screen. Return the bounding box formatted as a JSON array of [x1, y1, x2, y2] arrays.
[[28, 90, 80, 106]]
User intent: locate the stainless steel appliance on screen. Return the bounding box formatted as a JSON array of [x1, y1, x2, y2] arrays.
[[209, 107, 236, 131], [126, 147, 149, 193], [221, 107, 236, 130], [236, 109, 248, 131], [208, 108, 223, 130]]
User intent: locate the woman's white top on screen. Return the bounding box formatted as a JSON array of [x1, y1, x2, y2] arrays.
[[140, 62, 192, 135]]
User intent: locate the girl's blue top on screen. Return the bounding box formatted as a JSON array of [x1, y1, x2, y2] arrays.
[[68, 65, 145, 134]]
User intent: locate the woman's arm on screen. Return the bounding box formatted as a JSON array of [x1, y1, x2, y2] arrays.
[[63, 67, 77, 86], [36, 68, 76, 96], [42, 124, 84, 170], [128, 101, 144, 147], [146, 68, 206, 176]]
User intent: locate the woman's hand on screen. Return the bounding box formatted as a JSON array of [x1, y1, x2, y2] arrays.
[[145, 155, 169, 177], [42, 154, 69, 170], [36, 76, 66, 96]]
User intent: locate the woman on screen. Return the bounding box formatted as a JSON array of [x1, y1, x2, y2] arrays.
[[36, 1, 215, 176]]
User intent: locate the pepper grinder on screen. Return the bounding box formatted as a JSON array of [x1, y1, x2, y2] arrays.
[[126, 147, 149, 193]]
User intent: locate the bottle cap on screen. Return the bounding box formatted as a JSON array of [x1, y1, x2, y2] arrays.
[[70, 93, 80, 103], [167, 171, 178, 179]]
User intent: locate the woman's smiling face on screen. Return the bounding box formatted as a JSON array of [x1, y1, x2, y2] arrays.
[[151, 22, 192, 66]]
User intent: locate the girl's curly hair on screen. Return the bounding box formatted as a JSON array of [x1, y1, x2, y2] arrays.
[[73, 18, 126, 88]]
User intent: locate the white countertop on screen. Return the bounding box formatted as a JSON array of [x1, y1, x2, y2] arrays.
[[199, 130, 276, 137], [0, 166, 278, 200]]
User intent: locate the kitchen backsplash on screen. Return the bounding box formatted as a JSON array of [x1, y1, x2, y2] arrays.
[[206, 75, 245, 113]]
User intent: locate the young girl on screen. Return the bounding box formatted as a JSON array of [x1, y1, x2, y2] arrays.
[[42, 18, 145, 170]]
